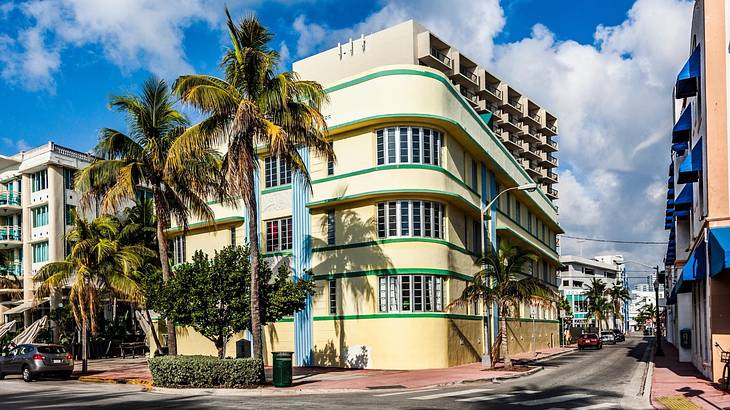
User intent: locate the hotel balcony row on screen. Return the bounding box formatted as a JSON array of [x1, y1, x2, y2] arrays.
[[417, 31, 559, 136], [0, 226, 21, 248], [0, 191, 21, 214]]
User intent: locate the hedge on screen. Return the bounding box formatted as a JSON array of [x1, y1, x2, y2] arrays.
[[148, 355, 263, 388]]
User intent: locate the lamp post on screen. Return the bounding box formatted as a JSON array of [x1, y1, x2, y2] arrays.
[[479, 182, 538, 367], [619, 260, 664, 356]]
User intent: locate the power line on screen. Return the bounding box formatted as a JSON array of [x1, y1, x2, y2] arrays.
[[560, 234, 667, 245]]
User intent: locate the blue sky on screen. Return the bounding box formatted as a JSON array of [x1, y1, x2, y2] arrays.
[[0, 0, 695, 271]]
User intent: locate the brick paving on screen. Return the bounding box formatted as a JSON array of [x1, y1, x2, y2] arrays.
[[652, 340, 730, 409]]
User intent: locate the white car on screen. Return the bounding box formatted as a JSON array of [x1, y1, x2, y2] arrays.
[[600, 331, 616, 345]]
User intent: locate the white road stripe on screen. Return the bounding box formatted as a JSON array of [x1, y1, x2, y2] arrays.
[[513, 393, 593, 406], [457, 393, 514, 402], [373, 388, 439, 397], [544, 404, 618, 410], [410, 388, 493, 400]]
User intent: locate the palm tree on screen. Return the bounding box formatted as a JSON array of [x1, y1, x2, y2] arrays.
[[173, 10, 333, 367], [34, 213, 152, 373], [75, 78, 227, 355], [606, 282, 631, 331], [449, 243, 556, 369], [584, 278, 609, 333]]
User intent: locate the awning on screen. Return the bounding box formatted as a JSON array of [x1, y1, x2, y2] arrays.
[[667, 188, 675, 199], [709, 227, 730, 277], [676, 45, 701, 99], [674, 184, 693, 211], [672, 141, 688, 154], [667, 199, 675, 207], [2, 298, 49, 316], [672, 105, 692, 143], [677, 139, 702, 184], [675, 209, 690, 219], [682, 241, 706, 282]]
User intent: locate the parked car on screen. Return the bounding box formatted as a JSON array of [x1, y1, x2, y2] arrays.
[[577, 333, 603, 350], [601, 331, 616, 345], [612, 330, 625, 342], [0, 344, 74, 382]]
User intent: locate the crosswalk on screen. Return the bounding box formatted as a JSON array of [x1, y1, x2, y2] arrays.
[[371, 387, 620, 408]]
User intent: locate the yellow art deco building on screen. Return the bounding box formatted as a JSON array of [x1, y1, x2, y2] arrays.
[[169, 20, 563, 370]]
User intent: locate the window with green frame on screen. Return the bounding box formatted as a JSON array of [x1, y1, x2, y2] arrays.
[[33, 242, 48, 263], [63, 168, 76, 190], [31, 170, 48, 192], [32, 206, 48, 227], [65, 205, 76, 225]]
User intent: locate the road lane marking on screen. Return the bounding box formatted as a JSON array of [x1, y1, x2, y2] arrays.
[[544, 404, 618, 410], [373, 388, 438, 397], [457, 393, 514, 402], [410, 388, 492, 400], [513, 393, 593, 406]]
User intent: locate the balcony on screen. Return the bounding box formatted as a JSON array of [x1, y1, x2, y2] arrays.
[[0, 191, 21, 213], [418, 46, 453, 72], [541, 122, 558, 136], [520, 126, 542, 144], [455, 67, 480, 87], [539, 137, 558, 152], [459, 87, 479, 109], [540, 153, 559, 168], [501, 113, 522, 133], [0, 226, 21, 247], [546, 188, 559, 200], [502, 98, 523, 115], [2, 262, 22, 276], [541, 170, 559, 184], [525, 162, 542, 179], [521, 143, 542, 161], [501, 131, 523, 152], [479, 83, 503, 103], [523, 111, 541, 127]]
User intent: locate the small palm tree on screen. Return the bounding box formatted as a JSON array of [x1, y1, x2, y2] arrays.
[[75, 78, 227, 355], [584, 278, 609, 333], [606, 282, 631, 331], [34, 213, 152, 372], [173, 10, 333, 368], [449, 243, 556, 369]]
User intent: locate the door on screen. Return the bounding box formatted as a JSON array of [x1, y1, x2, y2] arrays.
[[2, 346, 21, 374]]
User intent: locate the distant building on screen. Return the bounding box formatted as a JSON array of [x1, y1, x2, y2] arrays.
[[628, 290, 656, 331], [558, 255, 622, 330]]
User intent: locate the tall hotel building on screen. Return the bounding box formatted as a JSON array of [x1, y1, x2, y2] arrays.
[[664, 0, 730, 384], [171, 20, 563, 369], [0, 143, 93, 327]]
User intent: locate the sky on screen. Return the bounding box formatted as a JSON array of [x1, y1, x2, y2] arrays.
[[0, 0, 695, 284]]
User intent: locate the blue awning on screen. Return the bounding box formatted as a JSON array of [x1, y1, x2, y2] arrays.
[[667, 188, 675, 199], [681, 241, 706, 284], [667, 199, 675, 207], [677, 139, 702, 183], [675, 209, 690, 219], [665, 221, 673, 230], [672, 105, 692, 143], [672, 141, 689, 154], [668, 175, 674, 188], [674, 184, 693, 211], [666, 209, 674, 217], [709, 227, 730, 278], [676, 45, 701, 99]]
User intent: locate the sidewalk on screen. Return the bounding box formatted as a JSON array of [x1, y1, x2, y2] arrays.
[[76, 346, 574, 392], [651, 340, 730, 409]]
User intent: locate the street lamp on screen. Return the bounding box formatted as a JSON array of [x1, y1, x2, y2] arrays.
[[479, 182, 538, 367], [619, 260, 665, 356]]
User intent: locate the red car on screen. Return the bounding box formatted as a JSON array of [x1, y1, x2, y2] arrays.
[[577, 333, 603, 350]]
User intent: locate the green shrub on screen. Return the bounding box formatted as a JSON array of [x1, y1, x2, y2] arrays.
[[149, 355, 263, 388]]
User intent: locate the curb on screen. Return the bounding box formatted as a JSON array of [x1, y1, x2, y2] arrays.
[[78, 376, 153, 390], [149, 386, 371, 396], [461, 365, 544, 384]]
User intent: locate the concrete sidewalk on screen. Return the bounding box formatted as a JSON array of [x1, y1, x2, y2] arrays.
[[651, 340, 730, 409], [76, 346, 574, 393]]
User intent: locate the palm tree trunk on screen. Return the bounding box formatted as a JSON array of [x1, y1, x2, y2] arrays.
[[145, 309, 163, 356], [154, 196, 177, 356], [81, 320, 88, 374], [500, 305, 511, 369], [247, 181, 263, 381]]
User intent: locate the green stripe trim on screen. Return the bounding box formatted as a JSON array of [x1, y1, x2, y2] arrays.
[[167, 216, 245, 234], [323, 68, 559, 215], [312, 237, 478, 257], [261, 185, 292, 195], [307, 188, 480, 214], [312, 268, 473, 282], [506, 318, 560, 324], [496, 209, 557, 252], [312, 164, 480, 198], [263, 250, 293, 257], [275, 313, 481, 323]]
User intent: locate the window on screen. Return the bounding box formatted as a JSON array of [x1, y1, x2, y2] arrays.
[[266, 217, 293, 252], [472, 219, 482, 255], [562, 280, 570, 287], [327, 210, 335, 245], [63, 168, 76, 190], [65, 205, 75, 225], [376, 126, 442, 166], [230, 227, 236, 247], [31, 170, 48, 192], [584, 268, 594, 276], [32, 242, 48, 263], [471, 160, 478, 192], [378, 275, 443, 312], [376, 200, 443, 239], [329, 279, 337, 314], [264, 156, 292, 188], [327, 142, 334, 176], [173, 236, 186, 265], [527, 211, 532, 232], [575, 299, 588, 312], [516, 202, 522, 225], [32, 206, 48, 227], [573, 280, 584, 288]]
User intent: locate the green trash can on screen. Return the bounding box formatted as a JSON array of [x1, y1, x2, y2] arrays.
[[272, 351, 294, 387]]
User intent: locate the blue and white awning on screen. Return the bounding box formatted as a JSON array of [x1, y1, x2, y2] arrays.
[[672, 105, 692, 143], [675, 45, 701, 99], [672, 141, 689, 154], [677, 139, 702, 184], [674, 183, 693, 211]]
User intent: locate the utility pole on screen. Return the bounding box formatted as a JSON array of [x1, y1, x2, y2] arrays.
[[654, 265, 664, 356]]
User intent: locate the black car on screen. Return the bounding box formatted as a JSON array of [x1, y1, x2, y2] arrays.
[[612, 330, 626, 342]]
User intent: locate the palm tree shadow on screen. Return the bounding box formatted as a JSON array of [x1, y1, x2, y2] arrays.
[[310, 207, 392, 368]]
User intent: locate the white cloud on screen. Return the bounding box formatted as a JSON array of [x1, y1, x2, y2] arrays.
[[2, 137, 30, 153], [290, 0, 692, 269]]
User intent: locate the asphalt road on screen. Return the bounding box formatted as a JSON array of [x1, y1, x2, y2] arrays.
[[0, 336, 653, 409]]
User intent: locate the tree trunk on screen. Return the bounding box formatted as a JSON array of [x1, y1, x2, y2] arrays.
[[145, 309, 163, 356], [500, 305, 511, 369], [247, 181, 263, 381], [154, 196, 177, 356], [217, 337, 226, 360], [81, 320, 88, 374]]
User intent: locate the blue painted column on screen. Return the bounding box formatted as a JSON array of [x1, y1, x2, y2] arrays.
[[292, 147, 313, 366]]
